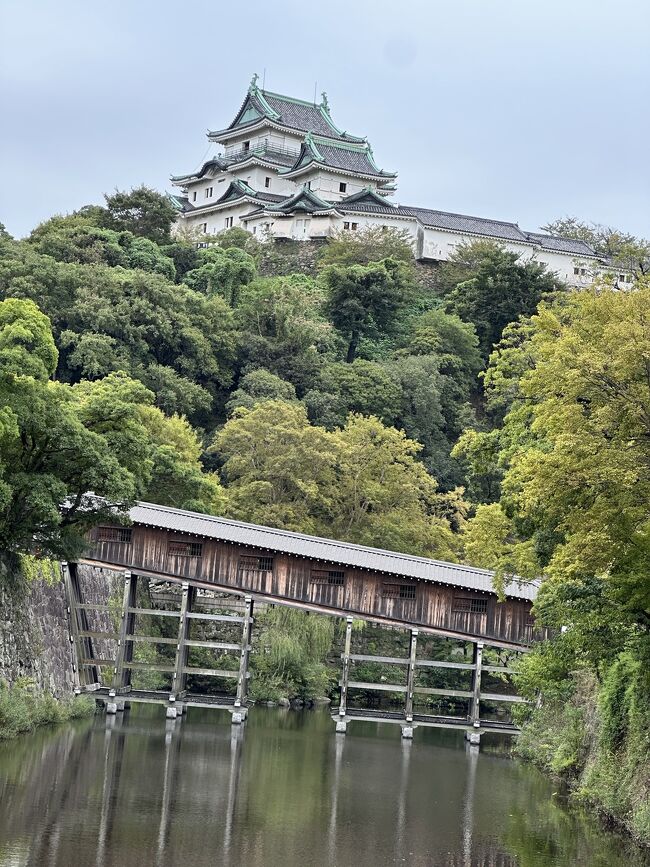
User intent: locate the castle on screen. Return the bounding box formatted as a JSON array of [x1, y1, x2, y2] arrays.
[[170, 75, 607, 287]]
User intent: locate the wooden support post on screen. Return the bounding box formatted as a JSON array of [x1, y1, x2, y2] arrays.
[[112, 572, 137, 704], [336, 616, 354, 733], [404, 628, 418, 724], [467, 641, 483, 742], [170, 582, 194, 718], [62, 561, 83, 691], [233, 595, 254, 723], [63, 561, 101, 690]]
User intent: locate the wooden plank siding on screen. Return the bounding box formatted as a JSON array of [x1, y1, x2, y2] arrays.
[[81, 525, 538, 649]]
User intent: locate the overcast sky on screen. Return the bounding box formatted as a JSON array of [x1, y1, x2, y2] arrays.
[[1, 0, 648, 239]]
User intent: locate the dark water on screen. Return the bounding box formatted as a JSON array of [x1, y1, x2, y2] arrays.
[[0, 706, 647, 867]]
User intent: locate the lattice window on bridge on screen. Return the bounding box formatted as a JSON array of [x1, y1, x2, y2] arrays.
[[167, 539, 203, 557], [238, 554, 274, 574], [382, 582, 417, 600], [310, 569, 346, 586], [452, 595, 488, 614], [97, 526, 132, 543]]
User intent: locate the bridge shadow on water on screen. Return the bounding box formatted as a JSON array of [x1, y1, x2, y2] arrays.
[[0, 705, 647, 867]]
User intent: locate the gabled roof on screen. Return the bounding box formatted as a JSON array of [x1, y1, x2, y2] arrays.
[[280, 133, 396, 181], [209, 75, 366, 143], [263, 185, 339, 215], [123, 501, 539, 601], [339, 187, 396, 208]]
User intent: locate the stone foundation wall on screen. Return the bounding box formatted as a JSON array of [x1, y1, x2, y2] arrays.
[[0, 568, 75, 697], [0, 561, 120, 698]]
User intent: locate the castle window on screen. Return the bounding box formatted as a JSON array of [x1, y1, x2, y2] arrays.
[[382, 583, 416, 600], [238, 554, 274, 574], [167, 540, 203, 557], [351, 223, 358, 231], [265, 176, 271, 189], [343, 221, 350, 230], [192, 191, 197, 202], [224, 216, 234, 228], [243, 141, 250, 152], [452, 595, 488, 614], [311, 569, 345, 586], [97, 527, 132, 543], [202, 223, 208, 233], [205, 187, 213, 198], [339, 182, 347, 193]]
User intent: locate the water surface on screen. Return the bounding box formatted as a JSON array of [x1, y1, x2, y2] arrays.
[[0, 706, 647, 866]]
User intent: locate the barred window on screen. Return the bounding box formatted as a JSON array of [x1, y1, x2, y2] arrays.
[[311, 569, 345, 586], [97, 527, 132, 543], [238, 554, 273, 573], [167, 540, 203, 557], [524, 614, 535, 627], [382, 583, 416, 600], [453, 595, 488, 614]]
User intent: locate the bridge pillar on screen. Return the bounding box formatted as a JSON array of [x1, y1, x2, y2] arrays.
[[404, 628, 418, 730], [466, 641, 484, 744], [112, 572, 137, 697], [171, 582, 195, 706], [233, 595, 254, 724], [335, 616, 354, 733]]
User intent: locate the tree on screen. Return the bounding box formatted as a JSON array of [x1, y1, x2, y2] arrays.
[[0, 301, 141, 558], [225, 368, 297, 415], [28, 224, 176, 279], [104, 185, 178, 244], [317, 225, 415, 268], [437, 241, 562, 360], [459, 282, 650, 633], [541, 216, 650, 277], [184, 246, 256, 305], [331, 414, 462, 559], [323, 258, 414, 362], [136, 406, 226, 514], [235, 275, 332, 394], [211, 400, 337, 533], [303, 359, 401, 429]]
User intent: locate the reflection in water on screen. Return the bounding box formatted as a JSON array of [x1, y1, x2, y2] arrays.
[[462, 743, 478, 866], [0, 707, 647, 867]]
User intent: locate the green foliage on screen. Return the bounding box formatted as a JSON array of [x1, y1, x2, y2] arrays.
[[323, 258, 415, 362], [0, 679, 95, 740], [317, 225, 415, 268], [225, 368, 297, 415], [235, 274, 332, 394], [103, 185, 178, 244], [541, 216, 650, 277], [250, 607, 335, 701], [211, 400, 337, 533], [184, 246, 256, 305], [438, 240, 562, 359]]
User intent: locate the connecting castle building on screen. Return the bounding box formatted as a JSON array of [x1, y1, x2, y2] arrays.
[[170, 75, 608, 287]]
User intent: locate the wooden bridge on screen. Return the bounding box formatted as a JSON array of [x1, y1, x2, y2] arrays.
[[64, 501, 541, 743]]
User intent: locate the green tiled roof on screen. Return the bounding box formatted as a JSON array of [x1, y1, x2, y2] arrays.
[[209, 78, 366, 143]]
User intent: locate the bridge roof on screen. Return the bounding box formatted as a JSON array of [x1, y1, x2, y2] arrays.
[[127, 502, 539, 602]]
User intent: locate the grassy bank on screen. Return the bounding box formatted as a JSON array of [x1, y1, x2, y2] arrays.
[[0, 679, 95, 740], [515, 650, 650, 846]]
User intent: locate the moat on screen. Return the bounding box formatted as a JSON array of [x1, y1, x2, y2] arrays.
[[0, 706, 647, 867]]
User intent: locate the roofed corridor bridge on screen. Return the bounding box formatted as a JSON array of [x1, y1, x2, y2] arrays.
[[65, 502, 541, 744]]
